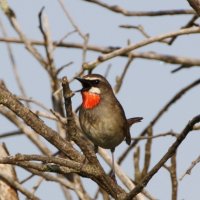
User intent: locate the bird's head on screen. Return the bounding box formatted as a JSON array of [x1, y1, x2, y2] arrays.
[[75, 74, 112, 109]]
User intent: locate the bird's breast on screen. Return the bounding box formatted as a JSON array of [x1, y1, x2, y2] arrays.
[[79, 106, 126, 149], [81, 91, 101, 109]]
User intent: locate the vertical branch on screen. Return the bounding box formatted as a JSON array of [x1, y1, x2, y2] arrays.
[[141, 126, 152, 178], [134, 127, 152, 183], [163, 154, 178, 200], [170, 155, 178, 200], [126, 115, 200, 200], [58, 0, 89, 76], [38, 7, 55, 70], [0, 18, 28, 106], [134, 146, 141, 183], [118, 78, 200, 166], [38, 8, 65, 140], [61, 76, 98, 163], [114, 58, 133, 94], [0, 0, 48, 67], [0, 143, 19, 200]]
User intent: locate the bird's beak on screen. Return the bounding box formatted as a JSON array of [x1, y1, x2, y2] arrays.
[[75, 77, 91, 92], [75, 77, 85, 83]]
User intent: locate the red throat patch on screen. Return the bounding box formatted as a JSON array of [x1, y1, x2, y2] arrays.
[[81, 91, 100, 109]]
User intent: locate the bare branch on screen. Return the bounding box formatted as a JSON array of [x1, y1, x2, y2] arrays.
[[0, 83, 83, 162], [0, 106, 52, 155], [180, 154, 200, 180], [131, 131, 178, 140], [118, 78, 200, 165], [114, 58, 133, 94], [0, 18, 28, 105], [0, 0, 48, 67], [83, 26, 200, 70], [0, 130, 23, 139], [82, 0, 195, 16], [0, 143, 19, 200], [187, 0, 200, 16], [0, 172, 39, 200], [1, 37, 200, 67], [164, 155, 178, 200], [126, 114, 200, 199]]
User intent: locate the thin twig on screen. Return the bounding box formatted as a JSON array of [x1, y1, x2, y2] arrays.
[[0, 172, 40, 200], [98, 148, 154, 200], [126, 114, 200, 200], [0, 18, 29, 107], [0, 0, 48, 67], [82, 0, 195, 16], [18, 96, 50, 112], [31, 177, 44, 194], [180, 154, 200, 181], [83, 26, 200, 70], [56, 61, 74, 76], [38, 7, 55, 70], [0, 130, 23, 139], [168, 15, 199, 45], [131, 131, 178, 140], [53, 30, 77, 50], [114, 58, 133, 93], [119, 24, 169, 44], [1, 37, 200, 67], [58, 0, 85, 39], [118, 78, 200, 165], [20, 174, 35, 184]]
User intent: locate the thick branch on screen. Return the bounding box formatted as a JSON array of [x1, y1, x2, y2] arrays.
[[62, 77, 98, 164], [0, 143, 19, 200], [187, 0, 200, 16], [0, 83, 83, 162]]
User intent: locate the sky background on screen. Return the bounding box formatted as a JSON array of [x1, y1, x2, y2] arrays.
[[0, 0, 200, 199]]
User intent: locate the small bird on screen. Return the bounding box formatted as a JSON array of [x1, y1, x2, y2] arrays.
[[76, 74, 142, 179]]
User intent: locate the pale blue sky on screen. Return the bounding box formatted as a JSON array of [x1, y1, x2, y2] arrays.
[[0, 1, 200, 199]]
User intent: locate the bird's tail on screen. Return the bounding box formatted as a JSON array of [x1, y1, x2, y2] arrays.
[[127, 117, 143, 127], [125, 117, 143, 145]]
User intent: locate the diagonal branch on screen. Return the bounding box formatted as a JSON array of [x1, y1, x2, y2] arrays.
[[83, 26, 200, 70], [0, 82, 83, 162], [0, 0, 48, 67], [118, 77, 200, 165], [126, 114, 200, 199]]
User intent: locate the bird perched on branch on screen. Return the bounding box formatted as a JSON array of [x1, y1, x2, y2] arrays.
[[76, 74, 142, 180]]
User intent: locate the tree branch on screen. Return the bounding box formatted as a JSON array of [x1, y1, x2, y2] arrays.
[[126, 114, 200, 199], [83, 0, 195, 16], [83, 26, 200, 70]]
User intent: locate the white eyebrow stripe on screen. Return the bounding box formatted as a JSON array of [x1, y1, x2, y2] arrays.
[[89, 87, 101, 94], [84, 77, 101, 81]]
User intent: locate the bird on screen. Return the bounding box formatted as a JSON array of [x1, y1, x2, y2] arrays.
[[76, 74, 142, 180]]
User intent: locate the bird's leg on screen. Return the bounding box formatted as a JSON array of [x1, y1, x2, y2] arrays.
[[110, 149, 117, 183]]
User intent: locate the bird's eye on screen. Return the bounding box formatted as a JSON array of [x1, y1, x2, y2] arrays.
[[92, 80, 100, 85]]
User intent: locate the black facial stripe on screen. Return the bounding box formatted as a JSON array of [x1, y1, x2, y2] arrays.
[[90, 80, 100, 85]]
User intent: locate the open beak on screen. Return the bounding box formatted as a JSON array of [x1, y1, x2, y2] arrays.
[[75, 77, 89, 84], [75, 77, 91, 92]]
